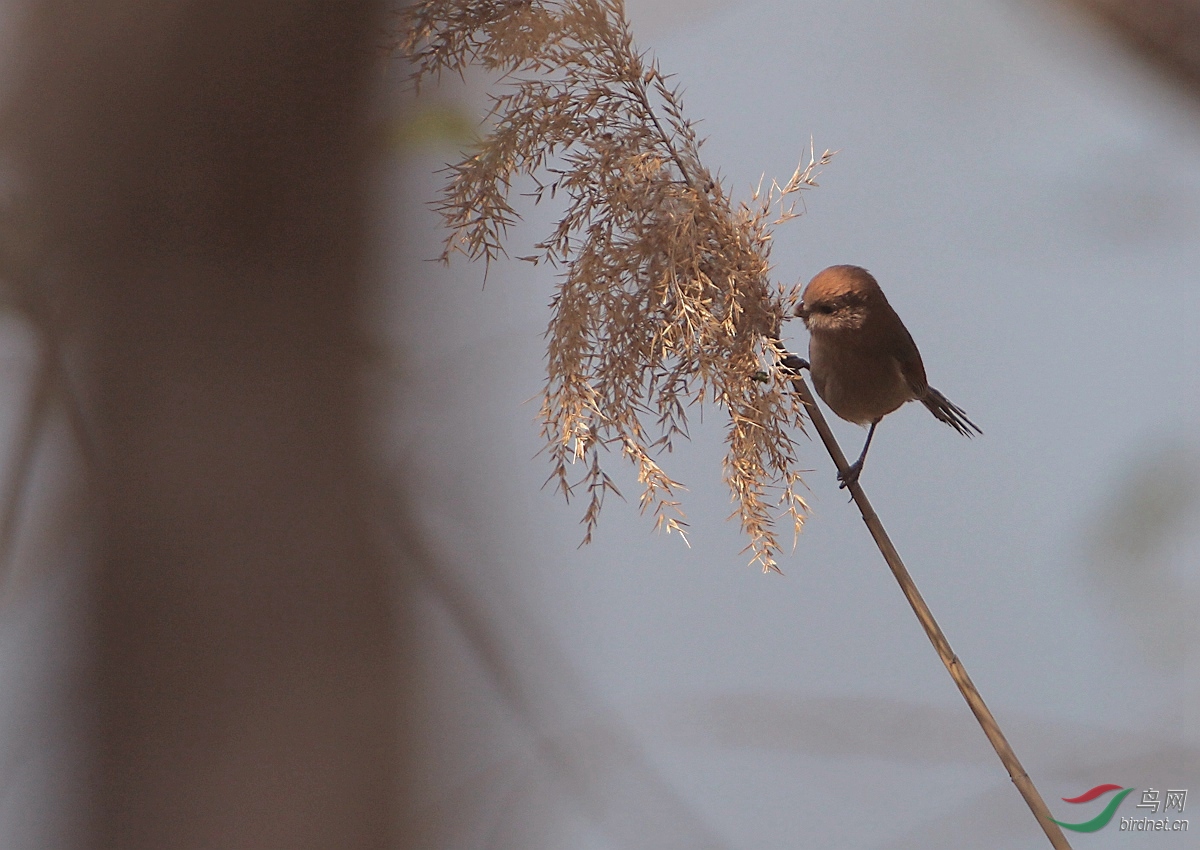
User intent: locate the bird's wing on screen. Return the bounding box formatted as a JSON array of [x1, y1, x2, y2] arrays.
[[898, 352, 928, 398], [878, 305, 928, 397]]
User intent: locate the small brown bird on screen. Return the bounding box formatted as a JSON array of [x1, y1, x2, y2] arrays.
[[795, 265, 980, 488]]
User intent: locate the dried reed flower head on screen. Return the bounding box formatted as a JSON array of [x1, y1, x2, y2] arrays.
[[393, 0, 833, 572]]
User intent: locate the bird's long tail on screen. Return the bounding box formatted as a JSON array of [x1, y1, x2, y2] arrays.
[[922, 387, 982, 437]]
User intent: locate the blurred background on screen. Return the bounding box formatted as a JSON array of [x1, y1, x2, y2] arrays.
[[0, 0, 1197, 848]]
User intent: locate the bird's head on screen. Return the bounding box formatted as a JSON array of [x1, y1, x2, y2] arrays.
[[797, 264, 880, 333]]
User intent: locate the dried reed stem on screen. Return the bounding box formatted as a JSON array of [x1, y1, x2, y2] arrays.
[[394, 0, 832, 571], [776, 353, 1073, 850]]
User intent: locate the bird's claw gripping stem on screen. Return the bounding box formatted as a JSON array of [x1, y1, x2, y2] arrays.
[[837, 460, 863, 490], [778, 354, 809, 374]]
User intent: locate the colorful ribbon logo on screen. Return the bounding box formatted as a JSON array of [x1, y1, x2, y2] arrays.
[[1053, 784, 1134, 832]]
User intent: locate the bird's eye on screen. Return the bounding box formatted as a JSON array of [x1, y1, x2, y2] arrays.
[[815, 304, 835, 315]]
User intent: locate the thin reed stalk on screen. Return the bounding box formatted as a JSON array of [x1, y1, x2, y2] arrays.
[[776, 352, 1073, 850]]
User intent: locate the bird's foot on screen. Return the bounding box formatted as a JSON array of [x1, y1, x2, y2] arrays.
[[778, 354, 809, 375], [837, 460, 863, 490]]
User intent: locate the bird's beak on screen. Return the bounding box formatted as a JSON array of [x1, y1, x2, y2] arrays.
[[795, 302, 809, 323]]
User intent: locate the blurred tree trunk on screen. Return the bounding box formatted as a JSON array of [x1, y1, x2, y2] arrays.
[[4, 3, 402, 848], [1059, 0, 1200, 94]]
